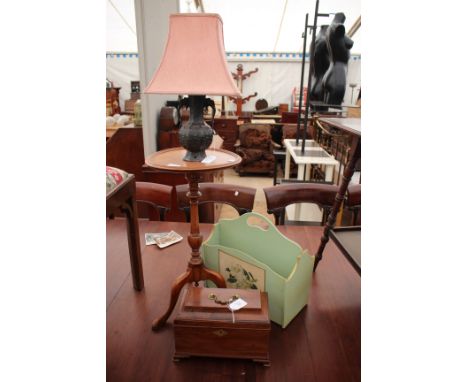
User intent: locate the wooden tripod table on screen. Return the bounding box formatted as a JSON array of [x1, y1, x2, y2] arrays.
[[145, 147, 242, 330]]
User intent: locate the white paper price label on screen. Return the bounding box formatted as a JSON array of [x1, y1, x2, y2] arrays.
[[228, 298, 247, 311]]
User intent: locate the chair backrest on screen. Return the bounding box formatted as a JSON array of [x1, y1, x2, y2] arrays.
[[263, 183, 338, 225], [175, 183, 256, 223], [346, 184, 361, 207], [135, 181, 172, 221], [345, 184, 361, 225]]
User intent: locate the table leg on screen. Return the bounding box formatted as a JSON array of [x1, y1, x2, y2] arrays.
[[325, 164, 334, 183], [305, 164, 311, 181], [273, 154, 278, 185], [151, 171, 226, 331], [202, 267, 227, 288], [293, 164, 306, 220], [151, 270, 191, 330], [121, 191, 144, 291], [284, 150, 291, 179], [314, 137, 361, 271]]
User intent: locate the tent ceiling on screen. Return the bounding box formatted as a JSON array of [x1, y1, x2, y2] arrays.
[[106, 0, 137, 52], [107, 0, 360, 53]]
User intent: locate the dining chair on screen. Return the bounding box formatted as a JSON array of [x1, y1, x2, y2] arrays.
[[135, 181, 172, 221], [175, 183, 256, 223], [263, 183, 339, 225], [345, 184, 361, 225]]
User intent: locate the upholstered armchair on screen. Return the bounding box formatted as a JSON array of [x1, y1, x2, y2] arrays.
[[235, 123, 275, 176]]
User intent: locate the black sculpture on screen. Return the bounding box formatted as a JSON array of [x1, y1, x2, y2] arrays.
[[322, 13, 354, 106], [309, 25, 330, 111]]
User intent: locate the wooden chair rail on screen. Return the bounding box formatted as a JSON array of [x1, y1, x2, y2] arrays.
[[263, 183, 339, 225], [345, 184, 361, 225], [346, 184, 361, 207], [135, 181, 173, 221], [176, 183, 256, 223]]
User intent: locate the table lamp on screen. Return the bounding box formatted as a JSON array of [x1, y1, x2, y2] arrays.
[[145, 13, 241, 161], [144, 14, 243, 331]]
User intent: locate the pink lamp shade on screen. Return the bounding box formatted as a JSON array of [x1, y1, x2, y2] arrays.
[[144, 13, 241, 98]]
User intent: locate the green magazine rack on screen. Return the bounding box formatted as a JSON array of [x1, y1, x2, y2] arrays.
[[202, 212, 315, 328]]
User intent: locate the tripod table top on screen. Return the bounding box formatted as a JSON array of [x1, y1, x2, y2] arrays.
[[145, 147, 241, 173]]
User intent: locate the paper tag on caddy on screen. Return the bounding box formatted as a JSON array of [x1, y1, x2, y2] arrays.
[[228, 298, 247, 311]]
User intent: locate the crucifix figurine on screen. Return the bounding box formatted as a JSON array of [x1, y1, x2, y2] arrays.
[[228, 64, 258, 116]]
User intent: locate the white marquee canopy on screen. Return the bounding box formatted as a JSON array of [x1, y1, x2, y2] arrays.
[[106, 0, 361, 112], [107, 0, 361, 53]]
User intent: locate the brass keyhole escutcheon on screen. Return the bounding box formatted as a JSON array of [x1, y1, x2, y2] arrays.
[[213, 329, 228, 337]]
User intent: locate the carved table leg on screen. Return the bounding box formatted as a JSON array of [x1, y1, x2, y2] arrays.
[[202, 267, 227, 288], [152, 270, 191, 331], [151, 171, 226, 331], [314, 137, 361, 271]]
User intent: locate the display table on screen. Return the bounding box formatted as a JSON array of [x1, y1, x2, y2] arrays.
[[330, 226, 361, 275], [107, 218, 360, 381], [283, 138, 338, 182], [251, 114, 282, 120], [250, 119, 276, 124], [145, 147, 241, 330], [283, 138, 339, 221]]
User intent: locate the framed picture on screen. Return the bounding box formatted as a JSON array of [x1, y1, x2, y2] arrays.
[[218, 250, 265, 291], [131, 81, 141, 93]]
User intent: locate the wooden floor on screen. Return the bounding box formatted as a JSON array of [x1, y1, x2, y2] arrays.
[[107, 219, 361, 381]]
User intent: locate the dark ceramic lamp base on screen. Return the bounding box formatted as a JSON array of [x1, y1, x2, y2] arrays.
[[178, 95, 215, 162]]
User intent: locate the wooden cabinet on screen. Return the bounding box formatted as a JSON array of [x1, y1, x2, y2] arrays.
[[106, 87, 121, 115], [158, 106, 180, 150], [210, 117, 239, 152], [106, 126, 144, 180], [158, 130, 180, 150]]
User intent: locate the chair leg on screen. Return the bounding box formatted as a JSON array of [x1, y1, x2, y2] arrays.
[[352, 208, 360, 226], [183, 207, 190, 222], [273, 212, 280, 226], [322, 208, 331, 226], [273, 155, 278, 185], [280, 209, 286, 225]]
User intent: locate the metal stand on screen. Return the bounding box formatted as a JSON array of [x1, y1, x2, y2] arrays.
[[296, 0, 331, 154]]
